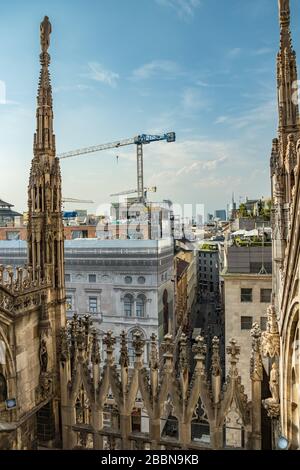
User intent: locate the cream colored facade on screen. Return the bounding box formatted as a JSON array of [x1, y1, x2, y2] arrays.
[[223, 273, 271, 397]]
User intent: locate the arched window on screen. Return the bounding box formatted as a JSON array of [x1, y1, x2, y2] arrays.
[[124, 294, 134, 317], [136, 295, 146, 318], [0, 373, 7, 403]]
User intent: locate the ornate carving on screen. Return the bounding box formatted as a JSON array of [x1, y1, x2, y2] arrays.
[[60, 327, 69, 362], [62, 315, 258, 449], [250, 323, 263, 381], [149, 333, 158, 370], [227, 339, 240, 377], [91, 329, 100, 365], [40, 16, 52, 53], [119, 331, 129, 368], [263, 363, 280, 418], [35, 372, 53, 403], [39, 338, 48, 373], [261, 305, 280, 358], [161, 334, 174, 358], [132, 331, 145, 358], [103, 331, 116, 354], [211, 336, 221, 377], [192, 335, 207, 361], [179, 333, 188, 371]]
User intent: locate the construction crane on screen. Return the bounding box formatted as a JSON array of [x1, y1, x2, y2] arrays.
[[62, 198, 94, 204], [57, 132, 176, 203], [110, 186, 157, 199]]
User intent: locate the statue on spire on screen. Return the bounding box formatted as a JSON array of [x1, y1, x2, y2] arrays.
[[278, 0, 290, 15], [40, 16, 52, 53]]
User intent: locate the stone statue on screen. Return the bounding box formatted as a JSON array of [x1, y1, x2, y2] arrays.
[[40, 16, 52, 53], [39, 339, 48, 373], [269, 363, 280, 403], [278, 0, 290, 14]]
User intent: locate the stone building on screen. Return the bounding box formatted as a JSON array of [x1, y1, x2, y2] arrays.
[[0, 238, 174, 362], [222, 244, 272, 397], [174, 241, 198, 338], [0, 17, 65, 449], [267, 0, 300, 449]]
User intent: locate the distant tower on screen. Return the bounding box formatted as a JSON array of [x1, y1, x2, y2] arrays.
[[231, 192, 237, 220]]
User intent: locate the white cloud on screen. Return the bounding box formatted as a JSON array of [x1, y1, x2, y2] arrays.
[[54, 84, 92, 93], [87, 62, 119, 87], [145, 139, 232, 174], [227, 47, 242, 59], [182, 87, 209, 111], [252, 47, 273, 56], [215, 99, 276, 130], [132, 60, 180, 80], [215, 116, 229, 124], [155, 0, 201, 20]]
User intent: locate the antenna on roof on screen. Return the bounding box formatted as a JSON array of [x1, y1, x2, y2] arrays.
[[259, 222, 268, 275]]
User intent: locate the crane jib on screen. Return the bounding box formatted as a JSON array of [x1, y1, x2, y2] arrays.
[[57, 132, 176, 159]]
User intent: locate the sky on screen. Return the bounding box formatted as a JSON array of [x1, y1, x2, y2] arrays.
[[1, 0, 300, 217]]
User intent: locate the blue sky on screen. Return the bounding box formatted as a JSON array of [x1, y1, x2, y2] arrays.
[[1, 0, 300, 216]]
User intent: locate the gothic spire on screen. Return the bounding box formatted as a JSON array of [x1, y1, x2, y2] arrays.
[[27, 17, 65, 292], [33, 16, 55, 157], [277, 0, 299, 138]]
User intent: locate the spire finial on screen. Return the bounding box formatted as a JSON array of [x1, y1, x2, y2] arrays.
[[278, 0, 290, 16], [40, 16, 52, 53]]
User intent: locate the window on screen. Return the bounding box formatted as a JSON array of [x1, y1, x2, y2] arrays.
[[89, 274, 97, 283], [65, 274, 71, 283], [131, 408, 141, 432], [125, 276, 132, 285], [6, 231, 20, 240], [138, 276, 146, 285], [66, 295, 73, 311], [124, 294, 133, 317], [89, 297, 98, 314], [136, 295, 145, 318], [241, 288, 253, 303], [241, 316, 253, 330], [72, 230, 88, 239], [260, 289, 272, 303], [260, 317, 268, 331]]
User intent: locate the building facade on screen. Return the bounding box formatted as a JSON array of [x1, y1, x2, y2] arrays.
[[222, 245, 272, 397], [0, 238, 174, 361]]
